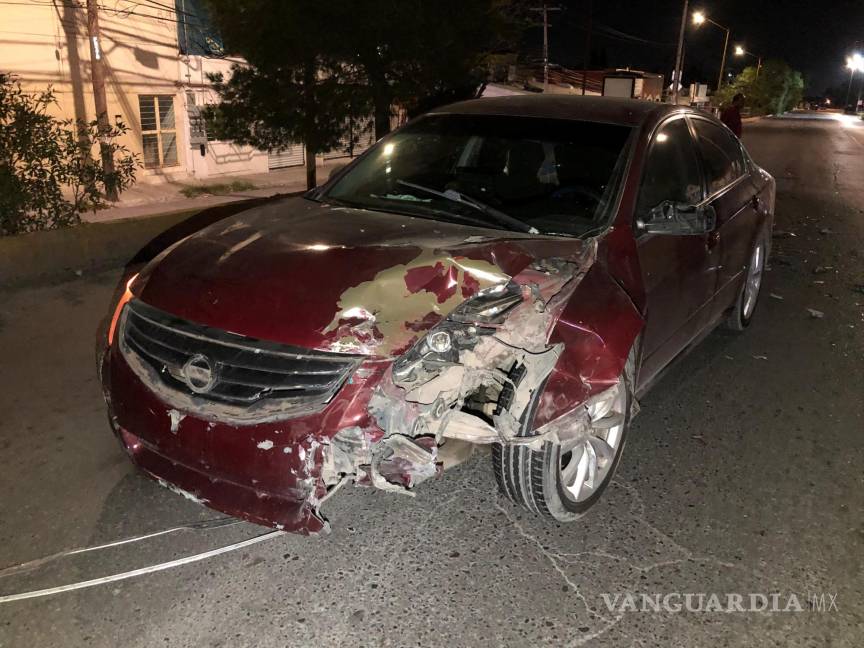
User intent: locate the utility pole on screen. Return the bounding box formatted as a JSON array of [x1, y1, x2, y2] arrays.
[[581, 0, 593, 96], [672, 0, 689, 104], [531, 4, 562, 92], [86, 0, 118, 201], [857, 72, 863, 112], [717, 27, 730, 91]]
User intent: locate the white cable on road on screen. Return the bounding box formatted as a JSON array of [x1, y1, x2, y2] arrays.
[[0, 529, 284, 604], [0, 517, 240, 579]]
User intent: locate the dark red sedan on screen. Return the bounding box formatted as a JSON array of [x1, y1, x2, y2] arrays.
[[101, 96, 774, 534]]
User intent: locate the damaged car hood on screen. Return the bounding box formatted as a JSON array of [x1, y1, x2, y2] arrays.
[[136, 198, 591, 357]]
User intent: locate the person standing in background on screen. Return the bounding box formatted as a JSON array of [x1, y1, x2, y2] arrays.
[[721, 93, 745, 137]]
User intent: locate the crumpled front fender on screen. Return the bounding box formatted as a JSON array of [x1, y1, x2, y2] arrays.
[[534, 263, 644, 429]]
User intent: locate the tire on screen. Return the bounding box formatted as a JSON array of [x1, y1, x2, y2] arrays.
[[493, 351, 634, 522], [725, 232, 768, 332]]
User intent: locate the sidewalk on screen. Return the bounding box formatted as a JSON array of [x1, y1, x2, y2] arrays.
[[82, 160, 345, 223]]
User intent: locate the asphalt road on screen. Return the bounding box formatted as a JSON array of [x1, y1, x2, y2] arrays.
[[1, 112, 862, 647]]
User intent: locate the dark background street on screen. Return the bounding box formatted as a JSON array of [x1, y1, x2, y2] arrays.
[[1, 112, 862, 647]]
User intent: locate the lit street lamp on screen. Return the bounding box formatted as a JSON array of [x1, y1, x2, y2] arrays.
[[735, 45, 762, 77], [692, 10, 731, 91]]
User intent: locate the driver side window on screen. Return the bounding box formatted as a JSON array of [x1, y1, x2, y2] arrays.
[[637, 118, 703, 217]]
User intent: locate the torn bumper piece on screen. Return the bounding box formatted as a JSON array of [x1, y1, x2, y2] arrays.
[[106, 346, 384, 535], [107, 343, 446, 534], [116, 426, 327, 534]]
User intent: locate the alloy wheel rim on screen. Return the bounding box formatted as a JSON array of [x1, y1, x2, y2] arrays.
[[559, 379, 626, 503], [743, 243, 764, 319]]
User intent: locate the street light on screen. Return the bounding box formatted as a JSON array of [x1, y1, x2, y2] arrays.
[[735, 45, 762, 77], [692, 10, 731, 91]]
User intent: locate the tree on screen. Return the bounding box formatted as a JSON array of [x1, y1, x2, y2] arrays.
[[203, 1, 525, 188], [0, 74, 138, 236], [716, 60, 804, 115], [204, 1, 364, 189], [337, 0, 525, 139]]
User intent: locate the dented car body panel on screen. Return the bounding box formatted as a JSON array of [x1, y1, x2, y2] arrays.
[[101, 96, 775, 533]]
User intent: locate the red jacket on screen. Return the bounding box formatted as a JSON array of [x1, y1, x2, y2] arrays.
[[720, 105, 743, 137]]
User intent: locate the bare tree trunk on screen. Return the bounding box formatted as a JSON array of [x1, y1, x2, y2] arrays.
[[374, 91, 391, 140], [368, 62, 392, 140], [305, 142, 316, 190], [302, 60, 317, 190]]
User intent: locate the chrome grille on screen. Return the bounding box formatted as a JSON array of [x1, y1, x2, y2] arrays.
[[119, 299, 360, 415]]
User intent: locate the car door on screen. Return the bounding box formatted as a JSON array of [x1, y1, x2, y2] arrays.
[[688, 117, 759, 323], [635, 116, 719, 387]]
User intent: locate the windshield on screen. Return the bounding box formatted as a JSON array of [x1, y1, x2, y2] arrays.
[[323, 113, 633, 236]]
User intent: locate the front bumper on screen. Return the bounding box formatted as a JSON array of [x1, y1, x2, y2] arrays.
[[104, 344, 388, 535]]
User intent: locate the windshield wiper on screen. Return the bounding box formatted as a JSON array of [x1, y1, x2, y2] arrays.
[[397, 180, 538, 234], [324, 193, 504, 230]]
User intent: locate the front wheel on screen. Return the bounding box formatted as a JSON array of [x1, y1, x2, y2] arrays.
[[492, 353, 633, 522]]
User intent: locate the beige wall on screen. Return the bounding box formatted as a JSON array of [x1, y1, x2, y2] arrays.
[[180, 56, 269, 177], [0, 3, 267, 181]]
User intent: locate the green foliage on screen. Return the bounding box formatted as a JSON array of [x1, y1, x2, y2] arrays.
[[203, 0, 362, 190], [716, 60, 804, 116], [0, 73, 139, 236], [333, 0, 525, 136]]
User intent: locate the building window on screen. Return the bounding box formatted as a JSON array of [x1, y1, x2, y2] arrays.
[[139, 95, 178, 168]]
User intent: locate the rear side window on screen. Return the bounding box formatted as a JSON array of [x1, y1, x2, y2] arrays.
[[691, 119, 746, 194], [636, 118, 702, 215]]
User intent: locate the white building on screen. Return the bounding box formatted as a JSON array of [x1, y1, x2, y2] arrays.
[[0, 0, 370, 184]]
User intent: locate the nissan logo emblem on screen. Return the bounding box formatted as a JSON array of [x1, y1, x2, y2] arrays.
[[182, 354, 217, 394]]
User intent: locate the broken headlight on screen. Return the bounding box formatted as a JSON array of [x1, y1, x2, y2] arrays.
[[392, 281, 522, 383], [392, 321, 485, 382], [449, 280, 523, 324]]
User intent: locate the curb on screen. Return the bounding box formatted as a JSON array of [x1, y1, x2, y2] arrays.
[[0, 192, 302, 290]]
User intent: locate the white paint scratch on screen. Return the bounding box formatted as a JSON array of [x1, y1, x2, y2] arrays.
[[167, 409, 185, 434]]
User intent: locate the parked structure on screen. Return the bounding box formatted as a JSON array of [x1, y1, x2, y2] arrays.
[[0, 1, 371, 184], [484, 65, 664, 102]]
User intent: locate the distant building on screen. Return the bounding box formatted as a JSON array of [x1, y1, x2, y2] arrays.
[[0, 1, 370, 184]]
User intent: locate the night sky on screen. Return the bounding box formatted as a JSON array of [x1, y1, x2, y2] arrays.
[[525, 0, 864, 95]]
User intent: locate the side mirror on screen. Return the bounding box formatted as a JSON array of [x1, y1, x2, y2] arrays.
[[637, 201, 716, 235]]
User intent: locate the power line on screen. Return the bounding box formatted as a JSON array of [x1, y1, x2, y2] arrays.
[[592, 23, 675, 48], [96, 3, 188, 26], [140, 0, 198, 20], [1, 0, 220, 57], [0, 0, 191, 26]]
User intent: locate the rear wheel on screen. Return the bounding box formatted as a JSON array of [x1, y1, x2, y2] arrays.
[[725, 234, 767, 331], [493, 352, 634, 522]]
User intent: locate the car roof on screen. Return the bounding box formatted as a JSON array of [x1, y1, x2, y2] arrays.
[[429, 95, 686, 129]]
